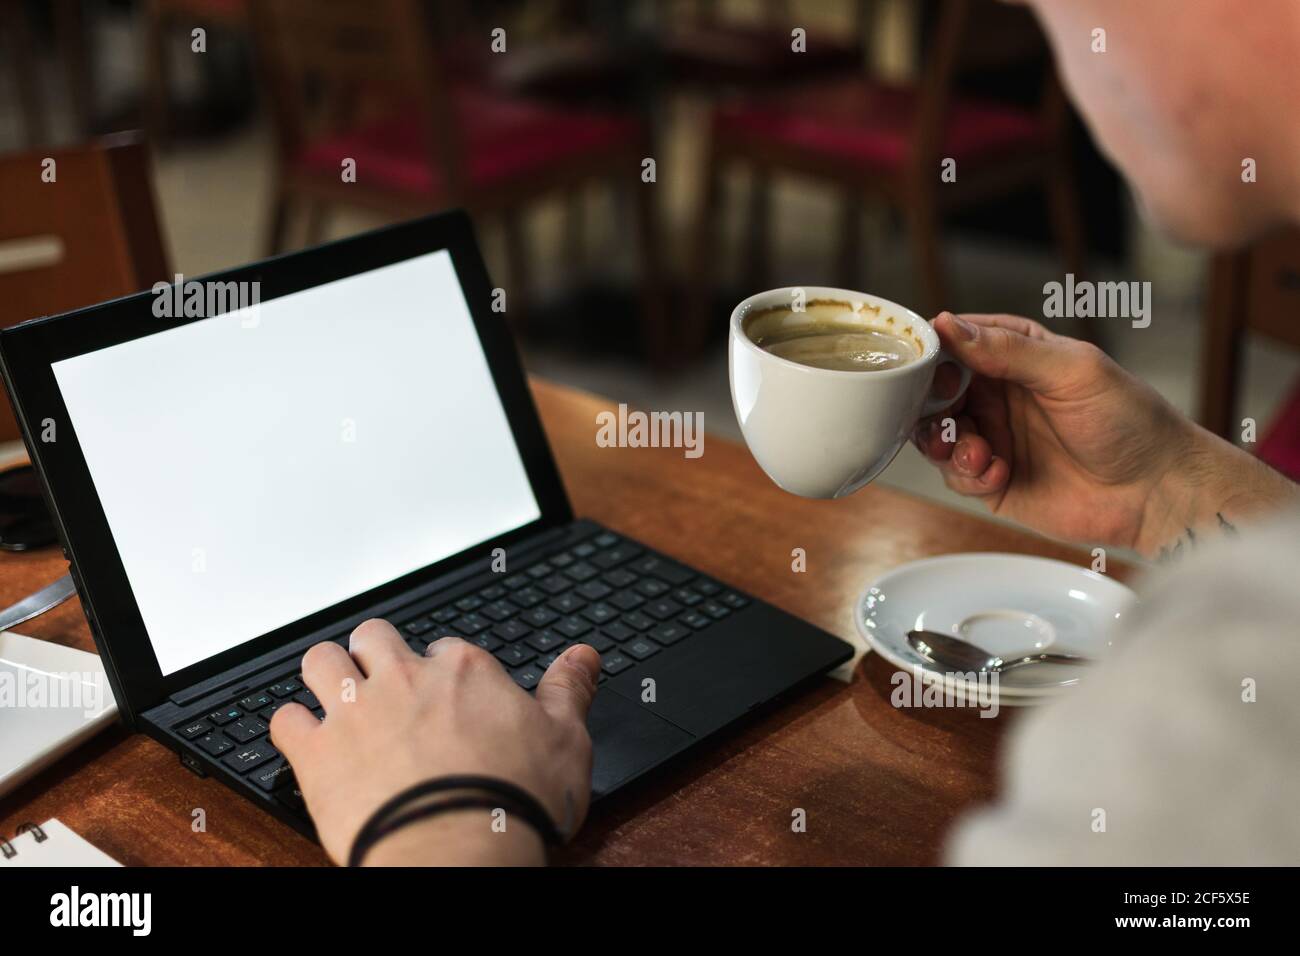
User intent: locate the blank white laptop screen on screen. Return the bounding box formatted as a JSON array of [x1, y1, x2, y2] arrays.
[[51, 250, 541, 676]]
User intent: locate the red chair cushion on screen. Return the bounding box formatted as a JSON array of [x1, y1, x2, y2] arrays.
[[1259, 377, 1300, 482], [714, 79, 1046, 170], [291, 89, 640, 198]]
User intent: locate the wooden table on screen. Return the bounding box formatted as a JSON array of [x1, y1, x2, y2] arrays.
[[0, 379, 1130, 865]]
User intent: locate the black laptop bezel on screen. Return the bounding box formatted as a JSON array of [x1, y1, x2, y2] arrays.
[[0, 210, 573, 720]]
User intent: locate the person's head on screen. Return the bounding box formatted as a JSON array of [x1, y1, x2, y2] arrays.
[[1014, 0, 1300, 247]]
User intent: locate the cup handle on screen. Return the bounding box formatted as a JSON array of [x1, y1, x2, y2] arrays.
[[919, 348, 972, 418]]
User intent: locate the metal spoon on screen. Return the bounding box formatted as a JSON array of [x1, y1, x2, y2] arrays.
[[907, 628, 1091, 674]]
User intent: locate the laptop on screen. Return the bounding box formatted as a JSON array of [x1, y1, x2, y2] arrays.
[[0, 211, 852, 839]]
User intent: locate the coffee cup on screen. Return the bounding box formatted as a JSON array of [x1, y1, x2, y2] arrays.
[[729, 287, 971, 499]]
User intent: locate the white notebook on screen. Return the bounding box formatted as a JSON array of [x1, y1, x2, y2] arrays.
[[0, 818, 120, 867], [0, 630, 118, 799]]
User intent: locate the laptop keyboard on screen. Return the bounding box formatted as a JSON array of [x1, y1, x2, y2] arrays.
[[170, 529, 750, 817]]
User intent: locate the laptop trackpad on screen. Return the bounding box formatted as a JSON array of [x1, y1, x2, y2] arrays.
[[587, 687, 694, 797]]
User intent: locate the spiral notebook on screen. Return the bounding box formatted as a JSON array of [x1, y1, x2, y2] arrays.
[[0, 819, 120, 867]]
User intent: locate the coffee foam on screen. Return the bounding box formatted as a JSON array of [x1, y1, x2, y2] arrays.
[[743, 298, 922, 355]]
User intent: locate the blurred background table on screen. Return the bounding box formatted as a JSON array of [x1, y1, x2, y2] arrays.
[[0, 378, 1133, 865]]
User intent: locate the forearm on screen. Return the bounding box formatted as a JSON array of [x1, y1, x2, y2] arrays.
[[1136, 423, 1300, 559], [362, 809, 546, 867]]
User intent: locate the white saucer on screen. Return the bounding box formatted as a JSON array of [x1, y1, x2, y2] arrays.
[[855, 553, 1136, 702]]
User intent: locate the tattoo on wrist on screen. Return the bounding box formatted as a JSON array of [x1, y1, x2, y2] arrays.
[[1158, 512, 1236, 563]]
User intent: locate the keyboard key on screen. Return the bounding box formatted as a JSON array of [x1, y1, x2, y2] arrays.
[[493, 620, 532, 642], [520, 607, 559, 628], [636, 578, 670, 598], [548, 593, 585, 614], [403, 618, 433, 636], [293, 688, 320, 710], [480, 600, 519, 622], [578, 632, 615, 653], [622, 611, 654, 631], [534, 649, 567, 670], [603, 568, 638, 588], [225, 717, 269, 744], [526, 563, 552, 579], [250, 759, 296, 792], [223, 742, 277, 774], [511, 587, 546, 608], [548, 552, 575, 568], [268, 679, 301, 698], [177, 719, 211, 740], [720, 592, 750, 609], [239, 692, 274, 712], [554, 616, 592, 639], [501, 574, 530, 591], [699, 600, 731, 620], [525, 629, 567, 653], [259, 701, 288, 721], [672, 588, 703, 607], [538, 574, 571, 595], [593, 532, 619, 548], [206, 706, 242, 726], [479, 584, 506, 601], [600, 651, 633, 676], [511, 665, 544, 690], [575, 580, 612, 601], [495, 644, 537, 668], [564, 561, 599, 582], [632, 556, 695, 585], [679, 610, 712, 630], [624, 637, 660, 661], [469, 633, 503, 653], [455, 596, 483, 612], [573, 543, 597, 559], [592, 544, 641, 569], [431, 606, 459, 623], [452, 613, 490, 635], [644, 598, 683, 621], [601, 622, 637, 643], [195, 733, 233, 757], [651, 623, 690, 646], [694, 580, 722, 596], [581, 602, 618, 625], [610, 590, 645, 611]]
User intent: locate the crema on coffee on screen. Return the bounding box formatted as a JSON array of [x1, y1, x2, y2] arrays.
[[743, 300, 921, 372]]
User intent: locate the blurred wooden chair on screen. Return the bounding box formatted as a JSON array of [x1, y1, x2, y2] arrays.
[[143, 0, 251, 146], [1200, 228, 1300, 478], [661, 0, 866, 89], [0, 133, 171, 443], [688, 0, 1084, 338], [0, 0, 94, 146], [253, 0, 669, 364]]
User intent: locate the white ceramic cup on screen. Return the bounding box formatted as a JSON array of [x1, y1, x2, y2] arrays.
[[729, 287, 971, 499]]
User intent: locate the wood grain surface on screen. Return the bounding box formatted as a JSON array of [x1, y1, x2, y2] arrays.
[[0, 378, 1132, 865]]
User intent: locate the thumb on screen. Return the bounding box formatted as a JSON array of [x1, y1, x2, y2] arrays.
[[934, 312, 1065, 393], [535, 643, 600, 726]]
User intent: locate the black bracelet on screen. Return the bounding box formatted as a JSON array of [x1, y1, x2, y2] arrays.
[[348, 775, 564, 867]]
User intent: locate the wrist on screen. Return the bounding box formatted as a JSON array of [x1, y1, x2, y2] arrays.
[[1138, 422, 1299, 558], [361, 807, 546, 867]]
